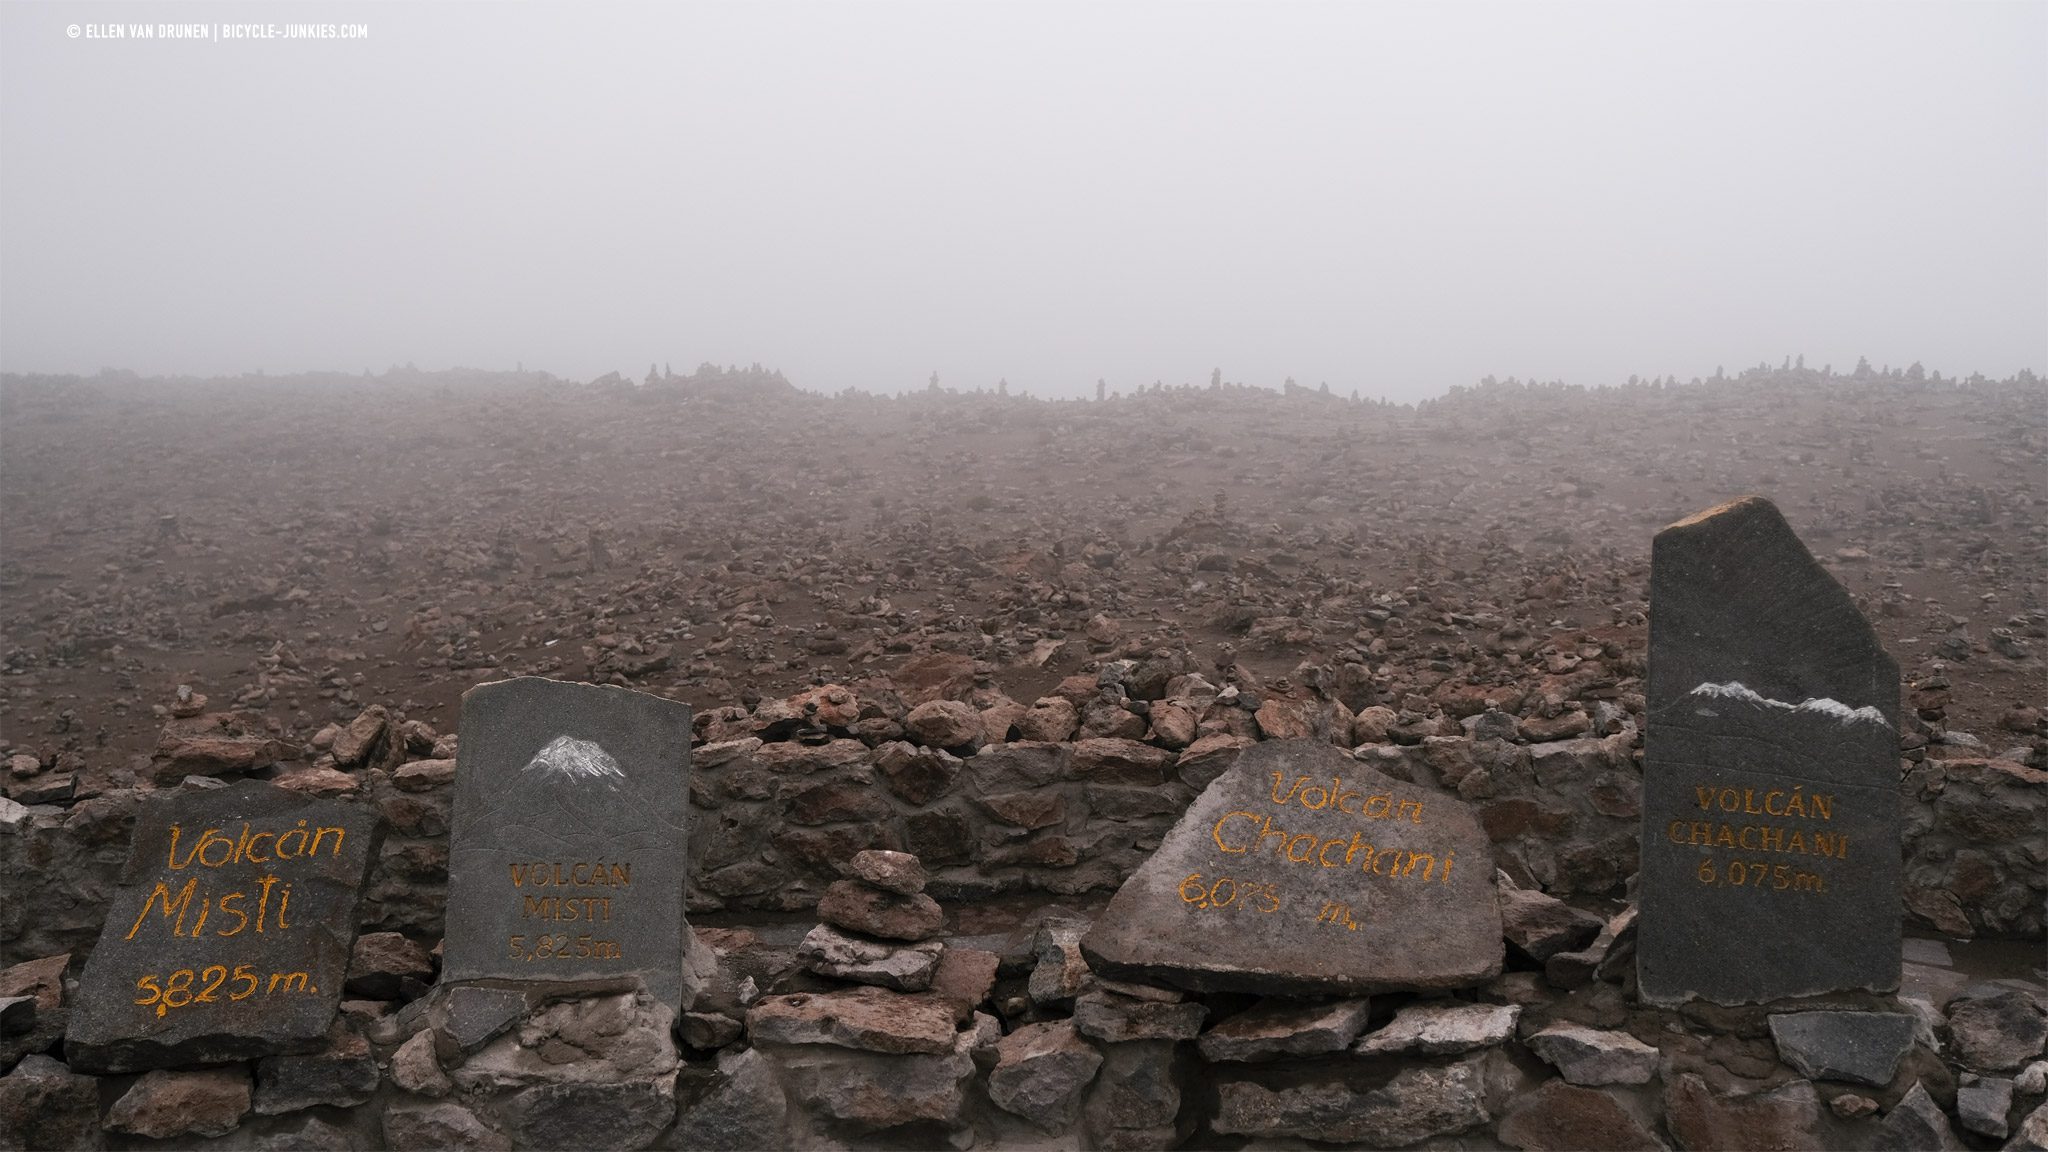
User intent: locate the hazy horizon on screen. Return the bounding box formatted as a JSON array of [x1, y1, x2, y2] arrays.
[[3, 1, 2043, 400]]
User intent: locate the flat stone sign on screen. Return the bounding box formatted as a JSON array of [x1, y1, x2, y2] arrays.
[[1638, 496, 1902, 1005], [1082, 740, 1502, 996], [441, 677, 695, 1010], [66, 780, 378, 1073]]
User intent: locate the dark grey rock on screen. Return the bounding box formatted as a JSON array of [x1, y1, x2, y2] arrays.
[[251, 1020, 379, 1114], [1766, 1010, 1916, 1087], [231, 1113, 362, 1152], [1083, 1038, 1187, 1139], [65, 780, 379, 1073], [1875, 1081, 1966, 1151], [671, 1047, 789, 1151], [442, 677, 696, 1012], [0, 998, 32, 1036], [1958, 1074, 2013, 1139], [1949, 989, 2048, 1072], [2011, 1101, 2048, 1152], [1639, 497, 1903, 1006], [382, 1100, 509, 1151], [1082, 740, 1503, 996], [987, 1019, 1103, 1132], [434, 984, 526, 1056], [497, 1077, 676, 1151], [0, 1054, 101, 1151]]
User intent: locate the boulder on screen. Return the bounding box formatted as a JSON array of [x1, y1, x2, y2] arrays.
[[1949, 989, 2048, 1072], [1213, 1049, 1508, 1145], [848, 849, 927, 895], [1496, 1079, 1665, 1151], [904, 701, 983, 749], [816, 880, 945, 942], [1874, 1081, 1966, 1151], [1527, 1022, 1660, 1086], [1664, 1072, 1825, 1152], [796, 924, 944, 991], [0, 1054, 101, 1151], [1767, 1010, 1917, 1087], [104, 1066, 252, 1140], [987, 1019, 1103, 1132]]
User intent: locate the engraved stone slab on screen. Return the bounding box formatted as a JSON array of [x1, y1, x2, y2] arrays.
[[1639, 496, 1902, 1005], [1082, 740, 1501, 996], [66, 780, 379, 1073], [442, 677, 694, 1010]]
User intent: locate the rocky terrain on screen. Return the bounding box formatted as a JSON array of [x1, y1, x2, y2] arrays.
[[1, 360, 2041, 783], [1, 361, 2045, 1150]]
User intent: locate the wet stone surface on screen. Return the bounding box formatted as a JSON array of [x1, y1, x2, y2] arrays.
[[65, 780, 378, 1073], [441, 677, 695, 1011], [1081, 740, 1502, 996], [1639, 497, 1903, 1006]]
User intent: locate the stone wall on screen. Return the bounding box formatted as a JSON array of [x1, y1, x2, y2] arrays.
[[4, 659, 2043, 965], [6, 880, 2048, 1151]]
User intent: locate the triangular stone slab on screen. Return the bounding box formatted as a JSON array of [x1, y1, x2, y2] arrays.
[[1083, 741, 1502, 996]]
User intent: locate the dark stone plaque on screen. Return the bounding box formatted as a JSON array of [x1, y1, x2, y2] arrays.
[[1639, 497, 1902, 1006], [1082, 741, 1501, 996], [66, 781, 379, 1073], [441, 677, 694, 1010]]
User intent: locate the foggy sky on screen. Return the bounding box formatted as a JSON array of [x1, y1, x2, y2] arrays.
[[3, 1, 2043, 400]]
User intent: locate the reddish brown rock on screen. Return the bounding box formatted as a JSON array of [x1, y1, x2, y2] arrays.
[[1497, 1080, 1663, 1151], [1069, 738, 1174, 785], [746, 986, 957, 1054], [152, 713, 285, 781], [346, 931, 435, 999], [105, 1066, 253, 1139], [816, 880, 945, 941], [1664, 1072, 1825, 1152], [1254, 698, 1312, 740], [330, 705, 391, 768], [1015, 697, 1081, 743], [905, 700, 984, 749]]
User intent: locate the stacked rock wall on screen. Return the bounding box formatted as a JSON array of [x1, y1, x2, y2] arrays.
[[4, 656, 2044, 965], [6, 866, 2048, 1151]]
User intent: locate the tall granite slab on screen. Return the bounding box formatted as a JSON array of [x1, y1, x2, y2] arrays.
[[1082, 740, 1502, 996], [1639, 496, 1902, 1005], [66, 781, 379, 1073], [442, 677, 696, 1011]]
